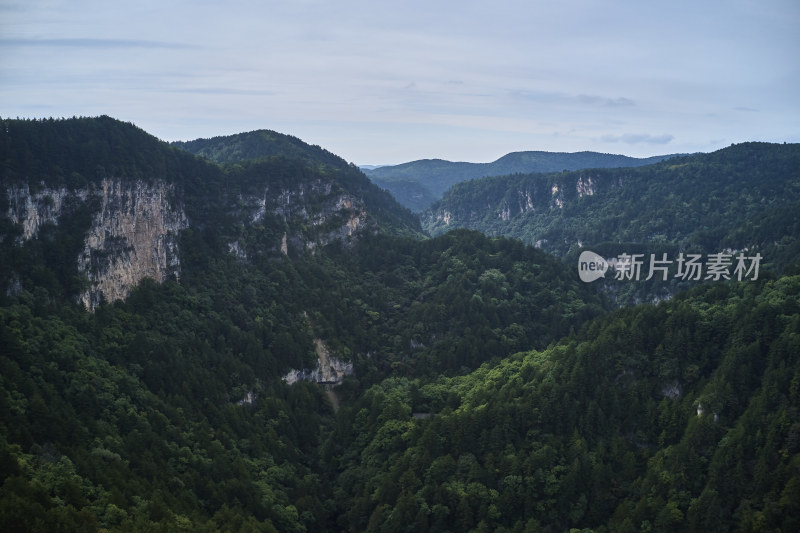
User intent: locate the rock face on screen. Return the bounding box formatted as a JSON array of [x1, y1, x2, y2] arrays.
[[5, 179, 188, 310], [6, 185, 83, 241], [6, 172, 374, 310], [423, 171, 615, 238], [283, 338, 354, 385], [6, 162, 378, 313], [77, 179, 188, 310], [271, 179, 373, 251], [228, 177, 376, 257]]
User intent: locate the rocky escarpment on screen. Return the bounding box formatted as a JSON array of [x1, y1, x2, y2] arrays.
[[5, 184, 90, 241], [227, 177, 376, 259], [283, 338, 354, 385], [269, 178, 373, 250], [5, 172, 375, 309], [77, 179, 188, 310], [5, 178, 188, 310], [423, 171, 612, 238], [6, 172, 377, 309]]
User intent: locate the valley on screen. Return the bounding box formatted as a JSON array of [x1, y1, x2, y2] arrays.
[[0, 116, 798, 532]]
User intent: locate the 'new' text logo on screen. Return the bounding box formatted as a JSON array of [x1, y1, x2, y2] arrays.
[[578, 251, 608, 282]]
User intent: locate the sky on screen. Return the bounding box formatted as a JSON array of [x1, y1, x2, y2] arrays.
[[1, 0, 798, 165]]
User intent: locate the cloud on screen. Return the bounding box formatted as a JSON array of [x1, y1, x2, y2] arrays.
[[169, 87, 276, 96], [0, 38, 197, 50], [2, 0, 798, 163], [602, 133, 674, 144], [512, 90, 636, 108], [576, 94, 635, 107], [604, 97, 636, 107]]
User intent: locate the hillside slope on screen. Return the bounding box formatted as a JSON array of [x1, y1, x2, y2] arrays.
[[174, 129, 423, 239], [326, 275, 800, 531], [0, 117, 422, 309], [0, 119, 609, 530], [172, 129, 346, 169], [423, 142, 800, 302]]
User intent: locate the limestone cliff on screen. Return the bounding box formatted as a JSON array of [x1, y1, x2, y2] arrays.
[[5, 171, 375, 310], [77, 179, 188, 310], [2, 116, 419, 314], [423, 170, 615, 239], [5, 178, 188, 310], [227, 177, 376, 258], [5, 170, 375, 310], [282, 338, 354, 385], [269, 178, 374, 249], [6, 184, 89, 241]]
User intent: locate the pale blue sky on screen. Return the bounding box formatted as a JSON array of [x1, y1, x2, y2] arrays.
[[1, 0, 798, 164]]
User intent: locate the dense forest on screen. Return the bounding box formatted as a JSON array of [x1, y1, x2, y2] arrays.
[[1, 117, 798, 531], [422, 143, 800, 264], [422, 143, 800, 304], [327, 274, 800, 531]]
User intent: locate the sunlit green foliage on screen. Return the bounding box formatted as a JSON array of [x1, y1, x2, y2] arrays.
[[327, 276, 800, 532], [0, 269, 336, 531]]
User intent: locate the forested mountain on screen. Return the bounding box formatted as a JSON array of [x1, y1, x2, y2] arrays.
[[364, 151, 677, 212], [172, 129, 352, 170], [0, 116, 422, 309], [423, 142, 800, 303], [326, 274, 800, 531], [173, 128, 423, 239], [1, 117, 798, 532]]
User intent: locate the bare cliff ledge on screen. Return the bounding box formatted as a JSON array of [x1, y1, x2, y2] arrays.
[[282, 338, 354, 385], [6, 178, 188, 311], [226, 177, 377, 259], [5, 175, 375, 310]]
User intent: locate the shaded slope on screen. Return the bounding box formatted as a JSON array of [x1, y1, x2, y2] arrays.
[[173, 129, 423, 238], [423, 142, 800, 276], [0, 117, 423, 310]]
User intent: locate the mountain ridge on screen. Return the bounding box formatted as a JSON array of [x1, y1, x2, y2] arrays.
[[171, 129, 350, 170], [421, 141, 800, 303], [0, 117, 422, 309], [364, 149, 682, 211]]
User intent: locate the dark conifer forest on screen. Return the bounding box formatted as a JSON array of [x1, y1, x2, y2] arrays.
[[1, 117, 798, 532]]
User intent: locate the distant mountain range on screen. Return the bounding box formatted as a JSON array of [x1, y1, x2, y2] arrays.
[[420, 142, 800, 303], [363, 151, 681, 212]]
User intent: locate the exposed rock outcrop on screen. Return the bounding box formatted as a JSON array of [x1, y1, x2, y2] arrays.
[[576, 175, 596, 197], [423, 171, 613, 237], [77, 179, 188, 310], [229, 178, 376, 258], [6, 184, 89, 241], [5, 179, 188, 311], [283, 338, 354, 385]]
